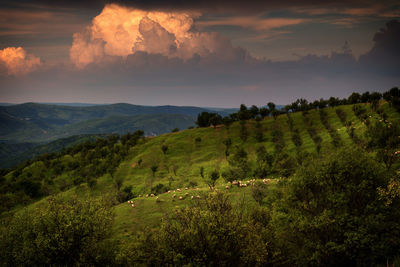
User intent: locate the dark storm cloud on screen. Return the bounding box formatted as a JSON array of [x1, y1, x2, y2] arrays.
[[359, 20, 400, 75]]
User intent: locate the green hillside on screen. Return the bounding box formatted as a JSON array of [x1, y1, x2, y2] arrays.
[[1, 94, 400, 266], [2, 100, 398, 219]]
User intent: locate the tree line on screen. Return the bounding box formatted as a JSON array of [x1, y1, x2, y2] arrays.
[[196, 87, 399, 127]]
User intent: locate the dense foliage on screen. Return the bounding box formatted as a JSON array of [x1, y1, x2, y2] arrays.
[[116, 149, 400, 266], [0, 131, 144, 213], [0, 195, 116, 266]]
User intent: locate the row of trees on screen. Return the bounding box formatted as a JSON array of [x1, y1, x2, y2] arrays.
[[196, 87, 399, 128]]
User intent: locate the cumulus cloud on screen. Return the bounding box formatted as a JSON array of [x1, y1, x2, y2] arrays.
[[0, 47, 41, 76], [70, 4, 248, 68]]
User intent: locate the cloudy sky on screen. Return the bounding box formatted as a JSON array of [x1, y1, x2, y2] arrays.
[[0, 0, 399, 107]]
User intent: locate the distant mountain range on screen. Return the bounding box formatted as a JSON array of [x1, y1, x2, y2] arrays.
[[0, 102, 236, 143], [0, 102, 237, 167]]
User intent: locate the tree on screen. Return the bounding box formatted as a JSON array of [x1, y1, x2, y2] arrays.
[[328, 96, 339, 107], [222, 116, 233, 130], [228, 147, 250, 179], [271, 148, 400, 266], [271, 109, 280, 120], [254, 146, 273, 178], [150, 165, 158, 177], [251, 181, 268, 205], [267, 102, 276, 111], [238, 104, 251, 120], [114, 175, 124, 193], [348, 92, 361, 104], [118, 185, 135, 202], [259, 107, 270, 119], [249, 105, 259, 119], [196, 112, 218, 127], [0, 195, 116, 266], [205, 170, 220, 189], [199, 166, 204, 178], [171, 164, 179, 176], [361, 91, 371, 103], [223, 138, 232, 150], [161, 144, 168, 155], [367, 120, 400, 169], [209, 114, 223, 128]]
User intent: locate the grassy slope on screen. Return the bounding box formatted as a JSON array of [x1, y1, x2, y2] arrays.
[[7, 102, 399, 241]]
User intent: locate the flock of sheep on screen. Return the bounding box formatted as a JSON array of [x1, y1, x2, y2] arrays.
[[127, 178, 281, 208]]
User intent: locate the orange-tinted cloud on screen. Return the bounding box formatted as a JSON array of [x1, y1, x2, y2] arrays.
[[0, 47, 41, 75], [70, 4, 245, 68]]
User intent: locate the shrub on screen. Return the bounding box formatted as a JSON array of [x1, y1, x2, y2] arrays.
[[120, 192, 270, 266], [271, 148, 400, 266], [0, 195, 116, 266], [251, 181, 268, 205]]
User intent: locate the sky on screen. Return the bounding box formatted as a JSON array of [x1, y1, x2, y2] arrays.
[[0, 0, 399, 107]]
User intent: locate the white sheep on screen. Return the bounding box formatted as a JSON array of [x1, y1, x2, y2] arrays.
[[225, 185, 230, 189], [150, 193, 155, 197], [177, 188, 181, 192], [172, 194, 177, 198], [179, 196, 183, 200], [196, 195, 201, 199], [131, 204, 135, 208]]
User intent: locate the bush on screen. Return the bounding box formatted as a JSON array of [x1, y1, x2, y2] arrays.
[[120, 192, 270, 266], [0, 195, 116, 266], [151, 183, 169, 195], [271, 148, 400, 266], [251, 181, 268, 205]]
